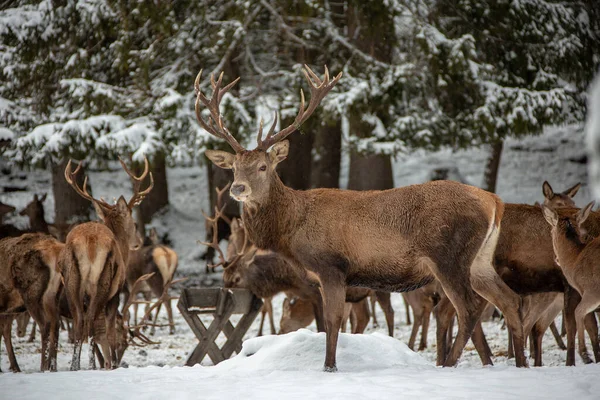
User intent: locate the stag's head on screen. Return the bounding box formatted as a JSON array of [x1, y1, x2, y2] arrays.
[[64, 157, 153, 251], [542, 181, 581, 209], [199, 65, 341, 204]]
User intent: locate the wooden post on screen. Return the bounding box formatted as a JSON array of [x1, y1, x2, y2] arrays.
[[177, 288, 262, 366]]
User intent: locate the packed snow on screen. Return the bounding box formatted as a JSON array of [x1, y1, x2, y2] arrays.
[[0, 124, 597, 399]]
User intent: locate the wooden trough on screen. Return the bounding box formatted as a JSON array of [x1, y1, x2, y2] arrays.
[[177, 287, 262, 366]]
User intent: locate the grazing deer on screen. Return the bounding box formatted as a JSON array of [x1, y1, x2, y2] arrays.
[[0, 233, 64, 372], [125, 227, 179, 335], [542, 201, 600, 363], [59, 156, 153, 370], [198, 65, 518, 370]]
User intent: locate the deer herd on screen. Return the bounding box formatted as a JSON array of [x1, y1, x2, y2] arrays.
[[1, 65, 600, 373]]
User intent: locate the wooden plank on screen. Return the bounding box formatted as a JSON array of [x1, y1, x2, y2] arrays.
[[229, 289, 255, 314], [182, 288, 221, 309], [221, 296, 263, 359]]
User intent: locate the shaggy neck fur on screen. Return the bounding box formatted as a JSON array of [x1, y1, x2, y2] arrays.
[[242, 174, 309, 256], [103, 213, 130, 266]]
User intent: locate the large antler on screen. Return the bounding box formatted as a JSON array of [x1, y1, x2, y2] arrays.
[[64, 160, 114, 210], [199, 183, 231, 270], [119, 156, 155, 209], [257, 65, 342, 150], [194, 70, 245, 153]]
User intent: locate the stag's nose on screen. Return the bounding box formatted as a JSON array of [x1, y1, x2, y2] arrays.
[[231, 184, 246, 196]]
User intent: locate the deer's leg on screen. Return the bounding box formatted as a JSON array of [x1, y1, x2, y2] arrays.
[[94, 342, 105, 369], [433, 295, 455, 366], [408, 307, 422, 350], [88, 336, 97, 370], [575, 294, 600, 365], [369, 293, 379, 328], [312, 295, 326, 333], [402, 294, 412, 325], [105, 295, 120, 369], [353, 299, 370, 334], [564, 287, 579, 366], [375, 291, 394, 337], [531, 322, 544, 367], [257, 305, 267, 337], [549, 321, 566, 350], [39, 321, 50, 372], [341, 303, 351, 333], [471, 321, 493, 366], [470, 272, 527, 367], [28, 321, 36, 343], [150, 301, 163, 336], [418, 303, 432, 351], [165, 297, 176, 335], [507, 330, 514, 359], [319, 276, 346, 372], [266, 298, 276, 335], [583, 312, 600, 363], [1, 318, 20, 373]]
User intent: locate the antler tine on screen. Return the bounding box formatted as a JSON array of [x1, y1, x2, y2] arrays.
[[122, 273, 156, 323], [199, 183, 232, 270], [64, 159, 113, 208], [194, 69, 245, 153], [119, 156, 155, 209], [259, 65, 342, 150], [215, 183, 232, 225]]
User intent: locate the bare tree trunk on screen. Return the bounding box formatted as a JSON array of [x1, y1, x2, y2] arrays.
[[51, 159, 92, 225], [311, 121, 341, 189], [347, 114, 394, 191], [482, 140, 504, 193], [278, 119, 315, 190], [133, 151, 169, 235]]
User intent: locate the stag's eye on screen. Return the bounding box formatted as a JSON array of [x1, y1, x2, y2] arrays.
[[259, 165, 267, 172]]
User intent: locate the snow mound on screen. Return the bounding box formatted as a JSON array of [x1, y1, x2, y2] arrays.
[[215, 329, 430, 372]]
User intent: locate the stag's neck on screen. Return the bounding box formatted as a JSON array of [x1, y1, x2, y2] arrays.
[[242, 177, 308, 255], [104, 218, 130, 266]]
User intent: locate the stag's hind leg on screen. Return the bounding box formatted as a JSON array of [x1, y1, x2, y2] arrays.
[[375, 291, 394, 337], [318, 273, 346, 372], [0, 317, 20, 373], [105, 295, 120, 369], [575, 294, 600, 365]]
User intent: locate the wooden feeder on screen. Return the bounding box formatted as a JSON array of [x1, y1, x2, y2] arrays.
[[177, 287, 262, 366]]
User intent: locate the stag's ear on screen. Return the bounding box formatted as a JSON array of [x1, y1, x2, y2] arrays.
[[268, 140, 289, 166], [541, 205, 558, 226], [563, 182, 581, 199], [116, 196, 129, 214], [205, 150, 235, 169], [577, 201, 594, 226], [542, 181, 554, 200]]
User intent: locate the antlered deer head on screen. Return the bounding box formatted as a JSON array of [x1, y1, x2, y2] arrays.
[[201, 66, 341, 204]]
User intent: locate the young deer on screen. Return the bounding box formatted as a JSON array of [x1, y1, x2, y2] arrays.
[[125, 227, 179, 335], [0, 233, 64, 372], [542, 201, 600, 363], [199, 65, 516, 370], [59, 157, 153, 370]]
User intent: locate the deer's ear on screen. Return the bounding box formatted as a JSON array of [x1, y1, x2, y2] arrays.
[[205, 150, 235, 169], [577, 201, 594, 226], [542, 181, 554, 200], [563, 182, 581, 199], [268, 140, 289, 166], [541, 205, 558, 226], [39, 193, 47, 202]]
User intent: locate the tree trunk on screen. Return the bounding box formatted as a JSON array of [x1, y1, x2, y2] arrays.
[[348, 116, 394, 191], [51, 159, 92, 224], [482, 140, 504, 193], [277, 120, 315, 190], [311, 120, 342, 189]]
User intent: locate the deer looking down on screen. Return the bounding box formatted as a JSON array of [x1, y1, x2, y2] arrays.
[[59, 156, 153, 370], [542, 201, 600, 364], [197, 65, 522, 371]]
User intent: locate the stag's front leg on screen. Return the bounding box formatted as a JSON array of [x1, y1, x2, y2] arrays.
[[319, 277, 346, 372]]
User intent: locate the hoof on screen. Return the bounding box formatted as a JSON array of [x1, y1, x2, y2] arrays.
[[581, 353, 594, 364], [323, 365, 338, 373]]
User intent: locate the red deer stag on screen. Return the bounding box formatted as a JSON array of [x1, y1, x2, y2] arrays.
[[59, 156, 153, 370], [0, 233, 64, 372], [542, 201, 600, 363], [197, 65, 521, 371], [125, 227, 179, 335]]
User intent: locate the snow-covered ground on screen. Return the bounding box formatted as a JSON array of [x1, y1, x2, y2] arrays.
[[0, 124, 596, 398]]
